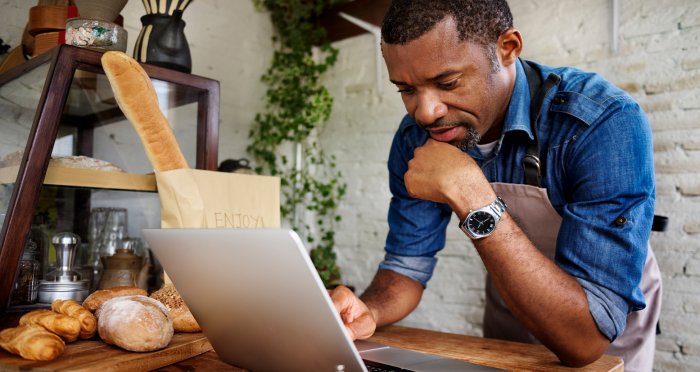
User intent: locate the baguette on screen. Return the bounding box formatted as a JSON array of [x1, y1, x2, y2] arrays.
[[101, 51, 188, 171], [83, 286, 148, 312], [52, 299, 97, 339], [19, 309, 81, 342], [0, 324, 65, 361]]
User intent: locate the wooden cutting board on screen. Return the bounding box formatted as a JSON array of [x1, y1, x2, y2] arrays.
[[0, 332, 213, 371]]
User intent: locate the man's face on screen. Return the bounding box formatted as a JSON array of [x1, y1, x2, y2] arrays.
[[382, 17, 516, 150]]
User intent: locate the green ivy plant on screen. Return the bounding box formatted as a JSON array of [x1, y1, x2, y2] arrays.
[[249, 0, 347, 287]]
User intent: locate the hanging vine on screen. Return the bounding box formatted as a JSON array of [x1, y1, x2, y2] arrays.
[[249, 0, 347, 286]]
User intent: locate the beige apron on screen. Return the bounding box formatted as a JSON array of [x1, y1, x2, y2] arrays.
[[483, 182, 662, 371]]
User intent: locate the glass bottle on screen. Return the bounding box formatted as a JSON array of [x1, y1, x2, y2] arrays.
[[11, 239, 40, 305]]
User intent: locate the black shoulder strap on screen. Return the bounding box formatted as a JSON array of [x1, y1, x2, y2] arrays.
[[520, 59, 561, 187]]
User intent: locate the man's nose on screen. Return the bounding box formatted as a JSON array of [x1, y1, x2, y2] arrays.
[[413, 91, 448, 125]]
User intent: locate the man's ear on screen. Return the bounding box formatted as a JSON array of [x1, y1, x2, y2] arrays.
[[498, 28, 522, 67]]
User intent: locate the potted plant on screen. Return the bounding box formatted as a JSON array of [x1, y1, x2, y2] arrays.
[[249, 0, 347, 287]]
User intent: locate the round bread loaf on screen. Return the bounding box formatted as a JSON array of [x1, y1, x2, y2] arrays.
[[150, 284, 201, 333], [96, 295, 173, 352]]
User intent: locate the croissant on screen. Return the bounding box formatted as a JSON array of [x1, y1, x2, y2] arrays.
[[52, 299, 97, 339], [19, 309, 81, 342], [0, 324, 65, 361]]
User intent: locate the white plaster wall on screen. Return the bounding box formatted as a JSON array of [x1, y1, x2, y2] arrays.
[[0, 0, 273, 164]]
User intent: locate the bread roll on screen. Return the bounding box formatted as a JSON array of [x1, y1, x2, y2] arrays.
[[96, 295, 173, 352], [82, 285, 148, 312], [101, 51, 188, 171], [0, 324, 65, 361], [19, 309, 81, 342], [51, 299, 97, 339], [150, 284, 201, 333]]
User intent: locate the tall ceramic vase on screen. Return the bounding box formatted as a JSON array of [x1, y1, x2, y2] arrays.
[[133, 0, 193, 73]]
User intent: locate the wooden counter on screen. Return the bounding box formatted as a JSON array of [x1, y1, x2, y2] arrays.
[[368, 326, 624, 372], [0, 325, 623, 371], [157, 325, 625, 371]]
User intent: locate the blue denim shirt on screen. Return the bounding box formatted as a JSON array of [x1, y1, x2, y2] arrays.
[[379, 59, 655, 341]]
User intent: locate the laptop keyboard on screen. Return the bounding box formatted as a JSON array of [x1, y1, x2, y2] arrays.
[[363, 359, 415, 372]]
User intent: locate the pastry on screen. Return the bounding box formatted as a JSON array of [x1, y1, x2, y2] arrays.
[[101, 51, 189, 171], [82, 285, 148, 312], [96, 295, 173, 352], [50, 155, 126, 173], [150, 284, 201, 333], [51, 299, 97, 339], [0, 324, 65, 361], [19, 309, 81, 342]]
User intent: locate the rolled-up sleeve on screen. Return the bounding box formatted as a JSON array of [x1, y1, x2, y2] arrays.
[[555, 97, 654, 341], [381, 116, 452, 287], [378, 253, 438, 287]]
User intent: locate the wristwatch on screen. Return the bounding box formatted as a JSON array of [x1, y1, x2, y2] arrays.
[[459, 196, 507, 240]]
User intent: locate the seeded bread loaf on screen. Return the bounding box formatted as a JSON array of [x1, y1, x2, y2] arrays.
[[150, 284, 201, 333]]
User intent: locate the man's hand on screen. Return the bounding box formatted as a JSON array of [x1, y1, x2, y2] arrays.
[[405, 138, 494, 218], [329, 285, 376, 340]]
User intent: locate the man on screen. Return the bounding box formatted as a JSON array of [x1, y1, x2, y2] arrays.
[[330, 0, 662, 370]]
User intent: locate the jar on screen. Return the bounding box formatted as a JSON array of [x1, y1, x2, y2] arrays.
[[11, 241, 40, 305]]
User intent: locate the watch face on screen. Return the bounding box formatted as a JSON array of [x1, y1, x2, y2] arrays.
[[467, 211, 496, 236]]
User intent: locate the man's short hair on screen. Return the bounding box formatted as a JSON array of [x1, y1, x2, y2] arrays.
[[381, 0, 513, 47]]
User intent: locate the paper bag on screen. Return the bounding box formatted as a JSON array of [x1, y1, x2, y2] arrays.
[[155, 168, 280, 285], [155, 168, 281, 229]]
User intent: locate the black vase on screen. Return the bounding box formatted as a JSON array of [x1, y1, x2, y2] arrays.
[[133, 10, 191, 73]]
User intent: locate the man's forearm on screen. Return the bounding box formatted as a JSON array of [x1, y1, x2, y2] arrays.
[[360, 269, 424, 327], [475, 213, 610, 366]]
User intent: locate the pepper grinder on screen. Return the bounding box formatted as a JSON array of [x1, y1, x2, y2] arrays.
[[38, 232, 90, 303]]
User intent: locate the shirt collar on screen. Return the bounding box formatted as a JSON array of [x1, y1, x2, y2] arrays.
[[467, 59, 533, 160], [502, 59, 534, 140]]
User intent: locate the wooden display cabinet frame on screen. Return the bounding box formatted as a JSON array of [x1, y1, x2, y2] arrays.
[[0, 45, 220, 312]]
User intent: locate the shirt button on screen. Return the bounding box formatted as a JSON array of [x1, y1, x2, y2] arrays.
[[553, 96, 566, 104], [614, 217, 627, 226]]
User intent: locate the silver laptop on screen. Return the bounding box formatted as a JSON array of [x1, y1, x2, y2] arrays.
[[143, 228, 501, 372]]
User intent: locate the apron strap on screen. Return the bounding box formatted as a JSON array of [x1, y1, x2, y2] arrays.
[[520, 59, 561, 187]]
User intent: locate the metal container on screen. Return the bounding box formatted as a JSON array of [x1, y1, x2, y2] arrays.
[[37, 279, 90, 303]]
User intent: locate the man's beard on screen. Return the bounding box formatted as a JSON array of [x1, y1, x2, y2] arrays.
[[457, 126, 481, 152], [421, 121, 481, 152]]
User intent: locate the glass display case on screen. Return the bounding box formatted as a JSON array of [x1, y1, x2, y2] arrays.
[[0, 45, 219, 312]]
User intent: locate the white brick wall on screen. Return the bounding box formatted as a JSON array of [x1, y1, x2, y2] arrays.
[[321, 1, 700, 371], [2, 0, 698, 370]]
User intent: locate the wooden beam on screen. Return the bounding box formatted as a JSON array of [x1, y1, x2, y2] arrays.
[[320, 0, 391, 43]]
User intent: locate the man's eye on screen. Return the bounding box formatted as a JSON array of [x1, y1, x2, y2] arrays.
[[438, 80, 458, 90], [397, 87, 415, 95]]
